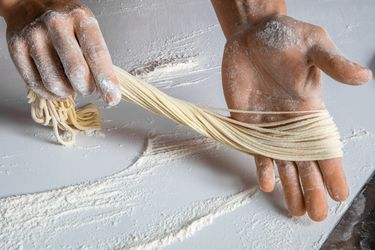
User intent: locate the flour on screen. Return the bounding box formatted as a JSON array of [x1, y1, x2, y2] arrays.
[[84, 129, 106, 138], [0, 134, 256, 249], [123, 188, 256, 250], [312, 234, 327, 250], [129, 56, 199, 88], [1, 155, 17, 160], [332, 201, 348, 215], [1, 0, 375, 249], [0, 167, 10, 175], [111, 21, 221, 90], [128, 56, 220, 89], [256, 20, 301, 49], [342, 128, 372, 145]]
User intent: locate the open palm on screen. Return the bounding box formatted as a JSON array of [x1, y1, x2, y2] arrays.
[[221, 15, 372, 221]]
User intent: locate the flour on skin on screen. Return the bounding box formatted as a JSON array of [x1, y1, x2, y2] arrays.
[[256, 19, 301, 49]]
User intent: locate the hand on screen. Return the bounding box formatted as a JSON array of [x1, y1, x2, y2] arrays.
[[221, 15, 372, 221], [2, 0, 121, 105]]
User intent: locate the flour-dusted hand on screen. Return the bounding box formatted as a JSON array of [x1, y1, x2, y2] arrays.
[[212, 0, 372, 221], [1, 0, 121, 105]]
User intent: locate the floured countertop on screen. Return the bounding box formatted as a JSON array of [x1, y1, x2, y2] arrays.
[[0, 0, 374, 249]]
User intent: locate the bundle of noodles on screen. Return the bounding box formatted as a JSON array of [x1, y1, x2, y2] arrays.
[[27, 91, 100, 146], [26, 66, 343, 161]]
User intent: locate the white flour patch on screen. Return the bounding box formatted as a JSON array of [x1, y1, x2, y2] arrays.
[[130, 56, 199, 88], [256, 20, 301, 49], [129, 55, 219, 89], [122, 188, 256, 250], [0, 134, 256, 249]]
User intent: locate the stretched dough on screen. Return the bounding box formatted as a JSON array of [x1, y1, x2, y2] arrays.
[[27, 66, 343, 161]]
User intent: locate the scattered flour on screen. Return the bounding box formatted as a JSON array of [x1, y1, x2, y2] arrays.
[[0, 134, 257, 249], [122, 188, 256, 250], [129, 56, 219, 89], [0, 169, 10, 175], [342, 128, 372, 145], [84, 129, 106, 138], [256, 20, 301, 49], [312, 234, 327, 250], [333, 201, 348, 215], [111, 19, 221, 90], [130, 56, 198, 87]]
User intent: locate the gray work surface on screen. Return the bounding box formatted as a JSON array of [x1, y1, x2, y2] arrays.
[[0, 0, 374, 249]]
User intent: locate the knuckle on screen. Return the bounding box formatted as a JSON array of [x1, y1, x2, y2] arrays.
[[43, 11, 67, 30], [66, 64, 85, 79], [27, 80, 40, 89], [24, 23, 45, 43], [71, 6, 94, 20], [7, 35, 24, 52], [85, 45, 109, 60], [92, 46, 108, 57], [78, 16, 99, 31]]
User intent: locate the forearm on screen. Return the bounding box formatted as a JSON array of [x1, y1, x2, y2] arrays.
[[211, 0, 256, 39], [0, 0, 20, 17], [210, 0, 249, 40]]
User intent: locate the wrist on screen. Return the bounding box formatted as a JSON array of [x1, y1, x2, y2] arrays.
[[211, 0, 287, 40]]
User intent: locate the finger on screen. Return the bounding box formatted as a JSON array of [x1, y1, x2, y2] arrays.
[[275, 160, 306, 217], [45, 13, 96, 96], [255, 156, 275, 192], [74, 13, 121, 106], [296, 161, 328, 222], [309, 27, 372, 85], [318, 158, 349, 202], [27, 26, 74, 98], [8, 37, 58, 100]]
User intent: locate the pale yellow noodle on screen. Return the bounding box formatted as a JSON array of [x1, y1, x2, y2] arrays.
[[27, 66, 343, 161], [27, 91, 101, 146]]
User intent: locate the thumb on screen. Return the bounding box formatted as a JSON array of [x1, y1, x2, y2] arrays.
[[309, 27, 372, 85]]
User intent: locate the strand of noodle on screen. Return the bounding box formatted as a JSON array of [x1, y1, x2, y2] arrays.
[[114, 66, 342, 161], [27, 91, 101, 146], [26, 66, 343, 161]]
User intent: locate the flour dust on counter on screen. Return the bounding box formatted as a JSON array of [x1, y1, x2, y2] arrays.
[[0, 131, 257, 249], [0, 0, 375, 249], [1, 128, 374, 250]]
